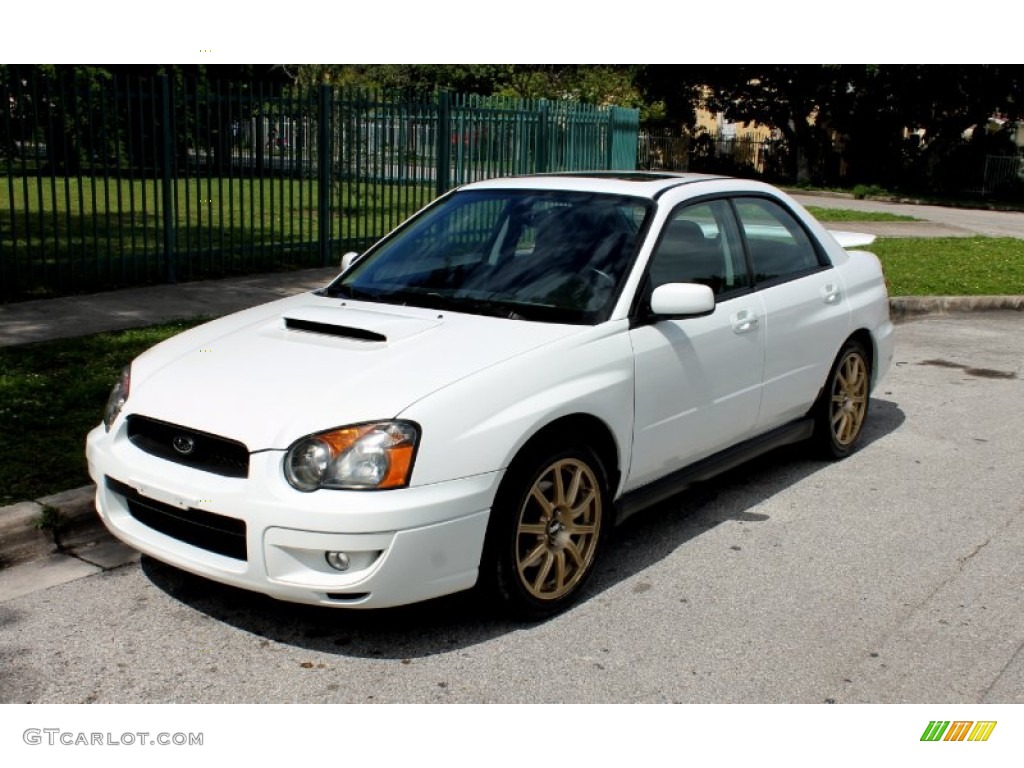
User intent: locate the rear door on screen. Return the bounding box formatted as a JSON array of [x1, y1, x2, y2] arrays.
[[732, 196, 851, 432]]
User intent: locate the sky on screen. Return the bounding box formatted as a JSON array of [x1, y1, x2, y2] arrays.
[[4, 2, 997, 64]]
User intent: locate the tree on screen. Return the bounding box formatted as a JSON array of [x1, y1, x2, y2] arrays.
[[637, 65, 857, 184], [839, 65, 1022, 189], [635, 65, 1024, 189], [285, 64, 645, 108]]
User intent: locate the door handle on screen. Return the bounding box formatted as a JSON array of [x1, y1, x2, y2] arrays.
[[822, 283, 841, 304], [731, 308, 759, 334]]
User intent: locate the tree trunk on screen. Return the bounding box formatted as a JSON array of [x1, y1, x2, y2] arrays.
[[795, 147, 811, 185]]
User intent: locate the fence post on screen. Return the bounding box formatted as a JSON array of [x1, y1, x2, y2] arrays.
[[318, 84, 333, 267], [535, 100, 549, 173], [606, 107, 639, 171], [159, 75, 177, 283], [606, 108, 615, 170], [436, 90, 451, 196]]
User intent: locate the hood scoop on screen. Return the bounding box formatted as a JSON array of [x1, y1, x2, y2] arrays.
[[285, 317, 387, 342], [281, 304, 443, 345]]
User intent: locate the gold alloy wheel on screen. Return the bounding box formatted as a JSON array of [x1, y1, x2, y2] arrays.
[[830, 349, 869, 446], [514, 457, 602, 601]]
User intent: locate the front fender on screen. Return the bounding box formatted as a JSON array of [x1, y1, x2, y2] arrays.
[[400, 321, 635, 490]]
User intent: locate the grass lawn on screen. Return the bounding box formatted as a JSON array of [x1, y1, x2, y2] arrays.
[[805, 206, 919, 222], [871, 236, 1024, 296], [0, 318, 208, 504], [0, 176, 434, 298]]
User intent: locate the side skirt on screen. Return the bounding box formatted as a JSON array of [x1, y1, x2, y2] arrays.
[[613, 418, 814, 525]]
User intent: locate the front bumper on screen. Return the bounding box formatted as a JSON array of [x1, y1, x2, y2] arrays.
[[86, 424, 499, 608]]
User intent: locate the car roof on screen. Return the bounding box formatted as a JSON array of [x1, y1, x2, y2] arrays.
[[458, 171, 730, 200]]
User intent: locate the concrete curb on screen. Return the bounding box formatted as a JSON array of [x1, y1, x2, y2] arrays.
[[0, 501, 55, 567], [0, 485, 105, 569], [889, 295, 1024, 321], [37, 486, 106, 551], [1, 297, 1022, 572]]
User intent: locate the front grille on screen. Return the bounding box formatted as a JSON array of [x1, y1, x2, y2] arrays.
[[126, 415, 249, 478], [107, 477, 248, 561]]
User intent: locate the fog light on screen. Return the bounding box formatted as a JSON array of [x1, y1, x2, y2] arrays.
[[325, 551, 350, 571]]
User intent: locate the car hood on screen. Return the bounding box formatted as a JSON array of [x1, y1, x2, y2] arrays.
[[125, 293, 585, 449]]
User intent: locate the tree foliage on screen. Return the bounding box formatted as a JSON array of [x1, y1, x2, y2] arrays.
[[285, 64, 646, 106], [634, 64, 1023, 188], [4, 64, 1023, 193]]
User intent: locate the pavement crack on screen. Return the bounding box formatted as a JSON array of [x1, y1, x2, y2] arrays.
[[957, 538, 991, 572], [841, 535, 1000, 684], [978, 632, 1024, 703]]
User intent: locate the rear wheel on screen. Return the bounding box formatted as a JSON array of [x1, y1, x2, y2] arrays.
[[484, 445, 609, 620], [814, 339, 871, 459]]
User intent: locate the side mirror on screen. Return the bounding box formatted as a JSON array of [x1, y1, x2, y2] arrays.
[[340, 251, 360, 271], [650, 282, 715, 318]]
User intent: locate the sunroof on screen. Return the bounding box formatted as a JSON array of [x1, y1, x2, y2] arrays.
[[560, 171, 686, 181]]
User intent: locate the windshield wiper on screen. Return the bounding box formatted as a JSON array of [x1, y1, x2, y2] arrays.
[[426, 293, 539, 320], [372, 289, 530, 320], [324, 283, 385, 302], [328, 284, 550, 321]]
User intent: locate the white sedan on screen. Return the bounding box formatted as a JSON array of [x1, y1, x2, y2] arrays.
[[86, 173, 894, 619]]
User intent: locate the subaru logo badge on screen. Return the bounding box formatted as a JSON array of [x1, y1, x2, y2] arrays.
[[172, 435, 196, 455]]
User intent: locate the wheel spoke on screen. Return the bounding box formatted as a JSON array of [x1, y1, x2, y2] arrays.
[[520, 541, 547, 569], [530, 485, 554, 516], [566, 465, 583, 507], [569, 490, 596, 520], [532, 551, 555, 593], [564, 539, 584, 568], [565, 522, 596, 536], [554, 551, 567, 591], [553, 465, 566, 507], [518, 523, 547, 537]]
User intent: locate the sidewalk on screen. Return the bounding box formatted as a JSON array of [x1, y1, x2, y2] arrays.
[[2, 261, 1021, 347], [0, 266, 339, 348]]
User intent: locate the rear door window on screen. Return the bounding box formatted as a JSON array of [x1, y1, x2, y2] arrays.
[[733, 197, 825, 284]]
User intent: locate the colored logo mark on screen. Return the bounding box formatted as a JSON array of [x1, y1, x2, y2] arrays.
[[921, 721, 997, 742]]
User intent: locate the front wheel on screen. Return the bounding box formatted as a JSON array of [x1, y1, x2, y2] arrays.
[[483, 445, 609, 620], [814, 339, 871, 459]]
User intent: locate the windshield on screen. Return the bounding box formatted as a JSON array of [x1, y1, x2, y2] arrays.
[[326, 189, 652, 324]]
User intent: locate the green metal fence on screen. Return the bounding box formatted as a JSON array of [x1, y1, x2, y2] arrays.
[[0, 70, 639, 301]]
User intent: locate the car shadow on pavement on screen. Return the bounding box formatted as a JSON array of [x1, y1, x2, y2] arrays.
[[140, 398, 905, 659]]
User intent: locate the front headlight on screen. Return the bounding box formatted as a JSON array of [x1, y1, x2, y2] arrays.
[[284, 421, 419, 492], [103, 365, 131, 431]]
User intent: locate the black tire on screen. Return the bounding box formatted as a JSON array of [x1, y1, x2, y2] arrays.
[[813, 339, 872, 459], [482, 443, 610, 621]]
